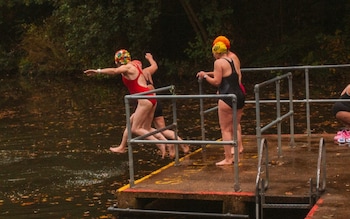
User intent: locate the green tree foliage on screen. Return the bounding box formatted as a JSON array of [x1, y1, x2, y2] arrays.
[[18, 0, 161, 74], [0, 0, 54, 74], [0, 0, 350, 76]]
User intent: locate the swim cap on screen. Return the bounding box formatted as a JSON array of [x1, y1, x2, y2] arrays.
[[131, 60, 142, 69], [212, 36, 231, 49], [115, 49, 131, 65], [212, 41, 227, 54]]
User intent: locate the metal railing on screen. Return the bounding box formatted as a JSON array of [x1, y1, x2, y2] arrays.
[[197, 64, 350, 154], [254, 72, 294, 157], [107, 207, 249, 218], [255, 138, 269, 219], [242, 64, 350, 137], [124, 86, 241, 191]]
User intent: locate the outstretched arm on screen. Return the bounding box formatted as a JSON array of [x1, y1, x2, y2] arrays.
[[84, 65, 130, 76]]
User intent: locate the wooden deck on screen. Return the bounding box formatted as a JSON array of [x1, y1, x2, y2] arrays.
[[109, 134, 350, 219]]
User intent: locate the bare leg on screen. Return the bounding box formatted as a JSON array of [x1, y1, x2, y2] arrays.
[[216, 100, 234, 166], [110, 114, 135, 153], [110, 128, 128, 153], [153, 116, 190, 154], [149, 127, 173, 158], [231, 116, 244, 154], [133, 100, 167, 158], [336, 111, 350, 128]]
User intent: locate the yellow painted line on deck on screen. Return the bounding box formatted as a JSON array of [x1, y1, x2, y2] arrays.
[[118, 147, 203, 192]]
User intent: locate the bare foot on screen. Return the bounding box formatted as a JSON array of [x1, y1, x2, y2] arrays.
[[181, 144, 190, 154], [110, 146, 127, 153], [216, 158, 233, 166], [231, 147, 244, 155], [157, 145, 166, 159], [167, 144, 175, 158]]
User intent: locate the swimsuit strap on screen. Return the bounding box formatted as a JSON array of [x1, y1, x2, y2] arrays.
[[223, 58, 235, 73]]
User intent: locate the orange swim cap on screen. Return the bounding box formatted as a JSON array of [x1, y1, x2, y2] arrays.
[[212, 42, 227, 54], [212, 36, 231, 49], [115, 49, 131, 65]]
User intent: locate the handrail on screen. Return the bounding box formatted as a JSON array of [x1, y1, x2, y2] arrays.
[[316, 138, 326, 194], [241, 64, 350, 72], [254, 72, 294, 157], [255, 138, 269, 219], [107, 207, 249, 218], [242, 64, 350, 137], [124, 88, 241, 191]]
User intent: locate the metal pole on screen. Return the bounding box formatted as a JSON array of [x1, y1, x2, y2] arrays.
[[305, 68, 311, 137], [255, 84, 262, 155], [172, 98, 180, 166], [231, 95, 240, 192], [124, 97, 135, 187], [198, 78, 206, 151], [288, 73, 295, 147], [275, 79, 282, 157]]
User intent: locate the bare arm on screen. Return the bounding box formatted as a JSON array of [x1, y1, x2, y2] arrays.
[[196, 59, 223, 87], [84, 64, 131, 76], [143, 53, 158, 75], [341, 84, 350, 96]]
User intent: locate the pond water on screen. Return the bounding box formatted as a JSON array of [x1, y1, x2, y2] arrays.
[[0, 74, 226, 218], [0, 72, 343, 218]]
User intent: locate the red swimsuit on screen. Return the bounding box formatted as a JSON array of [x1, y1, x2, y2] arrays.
[[122, 63, 157, 106]]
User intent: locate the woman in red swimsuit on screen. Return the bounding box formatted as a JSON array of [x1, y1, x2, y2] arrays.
[[110, 53, 190, 157], [84, 49, 167, 157]]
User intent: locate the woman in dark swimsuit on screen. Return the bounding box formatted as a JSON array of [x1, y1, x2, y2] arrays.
[[197, 42, 245, 166], [213, 35, 245, 155]]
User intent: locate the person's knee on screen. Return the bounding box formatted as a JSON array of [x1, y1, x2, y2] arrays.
[[336, 111, 347, 120], [336, 111, 350, 124]]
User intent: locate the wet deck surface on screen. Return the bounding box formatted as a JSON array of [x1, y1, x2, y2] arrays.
[[114, 134, 350, 218]]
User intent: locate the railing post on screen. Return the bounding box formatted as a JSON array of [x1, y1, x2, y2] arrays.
[[305, 68, 311, 137], [231, 94, 241, 192], [172, 98, 180, 166], [255, 84, 262, 155], [124, 96, 135, 188], [198, 78, 206, 151], [288, 73, 295, 147], [275, 78, 282, 157]]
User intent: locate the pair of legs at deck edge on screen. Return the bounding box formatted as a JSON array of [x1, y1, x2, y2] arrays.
[[111, 100, 169, 158], [110, 111, 189, 158], [216, 100, 244, 166]]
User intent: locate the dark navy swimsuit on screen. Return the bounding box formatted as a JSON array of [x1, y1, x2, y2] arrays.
[[218, 59, 245, 109], [332, 92, 350, 116]]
